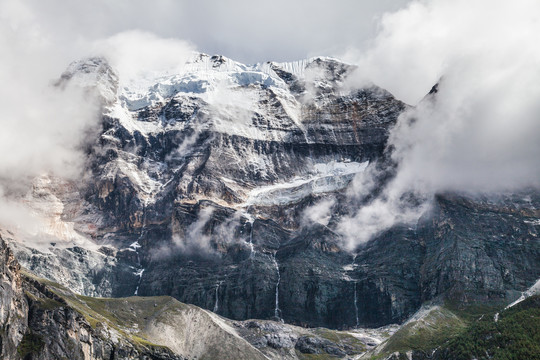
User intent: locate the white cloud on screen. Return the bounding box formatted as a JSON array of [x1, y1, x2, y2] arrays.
[[92, 31, 195, 83], [5, 0, 411, 64], [338, 0, 540, 248], [0, 3, 196, 229], [172, 206, 215, 254], [0, 1, 101, 186], [302, 198, 336, 227]]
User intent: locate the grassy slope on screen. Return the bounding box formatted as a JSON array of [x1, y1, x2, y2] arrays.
[[23, 267, 540, 360], [366, 296, 540, 360], [436, 296, 540, 360], [21, 269, 268, 359], [380, 305, 466, 355], [21, 269, 370, 360]]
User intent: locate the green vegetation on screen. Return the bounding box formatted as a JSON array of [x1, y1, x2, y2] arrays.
[[313, 327, 360, 345], [295, 352, 341, 360], [17, 333, 44, 357], [438, 295, 540, 360], [444, 299, 501, 322], [35, 297, 64, 310], [292, 328, 366, 359], [382, 306, 466, 353], [316, 328, 366, 355], [66, 295, 179, 349], [371, 297, 540, 360]]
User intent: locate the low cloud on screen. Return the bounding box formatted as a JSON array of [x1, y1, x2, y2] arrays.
[[302, 198, 336, 227], [0, 188, 42, 235], [0, 1, 102, 229], [0, 3, 196, 230], [338, 0, 540, 249], [92, 30, 195, 85], [172, 206, 215, 254]]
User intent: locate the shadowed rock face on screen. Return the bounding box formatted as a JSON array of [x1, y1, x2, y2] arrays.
[[8, 55, 540, 331], [1, 235, 184, 360], [420, 194, 540, 303], [1, 235, 373, 360], [0, 236, 28, 359]]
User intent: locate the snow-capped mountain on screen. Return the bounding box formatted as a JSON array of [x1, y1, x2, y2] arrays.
[[3, 53, 539, 335]]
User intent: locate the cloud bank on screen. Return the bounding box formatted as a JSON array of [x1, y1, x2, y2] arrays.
[[339, 0, 540, 249], [0, 0, 104, 236], [92, 31, 195, 84], [0, 3, 196, 229]]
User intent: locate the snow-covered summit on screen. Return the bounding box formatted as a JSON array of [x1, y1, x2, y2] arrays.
[[63, 53, 358, 112], [58, 57, 119, 104], [56, 52, 403, 211], [118, 53, 286, 111], [265, 56, 353, 79]]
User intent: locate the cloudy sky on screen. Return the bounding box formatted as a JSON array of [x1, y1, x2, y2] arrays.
[[2, 0, 411, 64]]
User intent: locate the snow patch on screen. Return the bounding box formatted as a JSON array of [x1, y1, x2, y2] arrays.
[[505, 278, 540, 309], [247, 161, 368, 206], [102, 158, 162, 205], [264, 56, 345, 79]]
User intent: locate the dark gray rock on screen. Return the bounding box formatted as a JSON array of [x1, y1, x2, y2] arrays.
[[419, 193, 540, 304], [295, 335, 346, 356]]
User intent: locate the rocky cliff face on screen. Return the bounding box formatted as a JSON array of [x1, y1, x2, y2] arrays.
[[0, 235, 28, 358], [6, 53, 540, 332], [1, 234, 185, 359], [1, 235, 377, 359], [420, 193, 540, 303]]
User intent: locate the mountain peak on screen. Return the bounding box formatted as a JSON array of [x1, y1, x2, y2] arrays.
[[58, 57, 119, 104]]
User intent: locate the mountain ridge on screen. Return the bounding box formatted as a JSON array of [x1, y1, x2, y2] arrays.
[[2, 53, 538, 336]]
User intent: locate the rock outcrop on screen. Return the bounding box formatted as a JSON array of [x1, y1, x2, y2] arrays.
[[1, 234, 185, 359], [0, 234, 28, 359]]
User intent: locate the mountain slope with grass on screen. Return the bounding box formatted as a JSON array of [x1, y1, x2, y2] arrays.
[[2, 234, 375, 359]]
